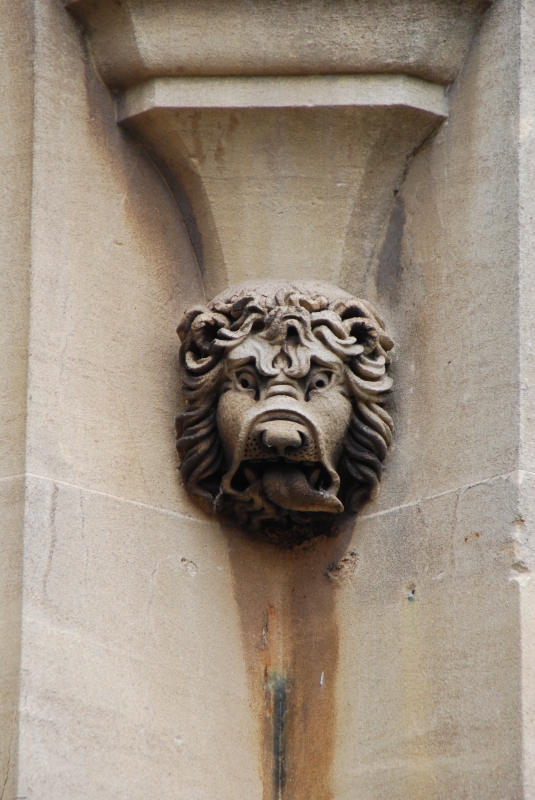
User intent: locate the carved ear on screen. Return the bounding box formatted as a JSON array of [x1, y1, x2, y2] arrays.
[[343, 317, 379, 352], [331, 298, 394, 355], [190, 311, 230, 353]]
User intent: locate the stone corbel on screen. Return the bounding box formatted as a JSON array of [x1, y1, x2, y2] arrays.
[[66, 0, 488, 296], [116, 74, 447, 297]]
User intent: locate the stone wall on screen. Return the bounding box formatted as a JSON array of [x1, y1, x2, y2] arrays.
[[0, 2, 33, 797], [1, 1, 534, 798]]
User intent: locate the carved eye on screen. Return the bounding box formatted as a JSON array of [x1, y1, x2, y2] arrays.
[[306, 370, 332, 398], [235, 370, 259, 396]]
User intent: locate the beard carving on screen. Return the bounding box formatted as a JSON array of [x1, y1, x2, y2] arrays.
[[176, 281, 394, 545]]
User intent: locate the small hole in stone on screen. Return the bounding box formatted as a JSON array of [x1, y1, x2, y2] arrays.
[[406, 583, 416, 601]]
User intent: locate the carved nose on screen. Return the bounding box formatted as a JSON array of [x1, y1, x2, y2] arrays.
[[261, 421, 303, 455], [264, 374, 300, 400]]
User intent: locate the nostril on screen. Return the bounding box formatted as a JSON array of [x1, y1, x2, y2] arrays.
[[298, 430, 310, 448]]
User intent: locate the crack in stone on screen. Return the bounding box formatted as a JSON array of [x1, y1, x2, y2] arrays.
[[360, 470, 524, 520]]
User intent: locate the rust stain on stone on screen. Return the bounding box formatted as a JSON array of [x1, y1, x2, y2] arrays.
[[223, 520, 354, 800]]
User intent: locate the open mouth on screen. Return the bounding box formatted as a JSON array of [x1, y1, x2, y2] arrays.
[[230, 458, 344, 514]]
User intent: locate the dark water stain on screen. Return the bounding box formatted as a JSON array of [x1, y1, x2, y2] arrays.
[[375, 194, 406, 305], [267, 672, 289, 798], [223, 519, 354, 800]]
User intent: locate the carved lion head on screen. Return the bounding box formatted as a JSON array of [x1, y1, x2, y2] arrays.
[[176, 281, 394, 544]]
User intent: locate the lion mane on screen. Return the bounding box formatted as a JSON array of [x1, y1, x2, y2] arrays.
[[176, 282, 394, 542]]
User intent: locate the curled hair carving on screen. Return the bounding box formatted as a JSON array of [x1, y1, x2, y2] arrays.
[[176, 282, 394, 540]]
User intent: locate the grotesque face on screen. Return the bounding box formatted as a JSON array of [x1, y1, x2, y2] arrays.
[[176, 281, 393, 544]]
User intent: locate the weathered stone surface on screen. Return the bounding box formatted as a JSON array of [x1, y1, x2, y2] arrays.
[[176, 281, 394, 543], [0, 477, 24, 800], [0, 0, 33, 795], [3, 0, 535, 797], [17, 474, 261, 799], [335, 475, 523, 799], [27, 0, 203, 514], [364, 0, 518, 510], [119, 79, 446, 297], [0, 0, 32, 482], [66, 0, 489, 88]]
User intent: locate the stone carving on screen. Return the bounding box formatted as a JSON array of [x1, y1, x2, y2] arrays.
[[176, 281, 394, 543]]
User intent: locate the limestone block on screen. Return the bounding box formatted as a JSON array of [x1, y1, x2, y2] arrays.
[[27, 0, 204, 515], [66, 0, 489, 88], [17, 474, 261, 799], [0, 0, 33, 794], [119, 76, 446, 297], [0, 0, 32, 480], [0, 478, 24, 800], [335, 474, 523, 799], [362, 0, 519, 509]]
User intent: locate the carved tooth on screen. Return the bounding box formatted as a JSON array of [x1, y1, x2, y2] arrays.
[[244, 467, 257, 484], [309, 468, 321, 487]]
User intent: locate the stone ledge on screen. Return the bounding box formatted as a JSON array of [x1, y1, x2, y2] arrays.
[[118, 74, 449, 122]]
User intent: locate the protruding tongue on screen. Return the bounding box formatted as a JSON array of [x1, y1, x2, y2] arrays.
[[263, 464, 343, 514]]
